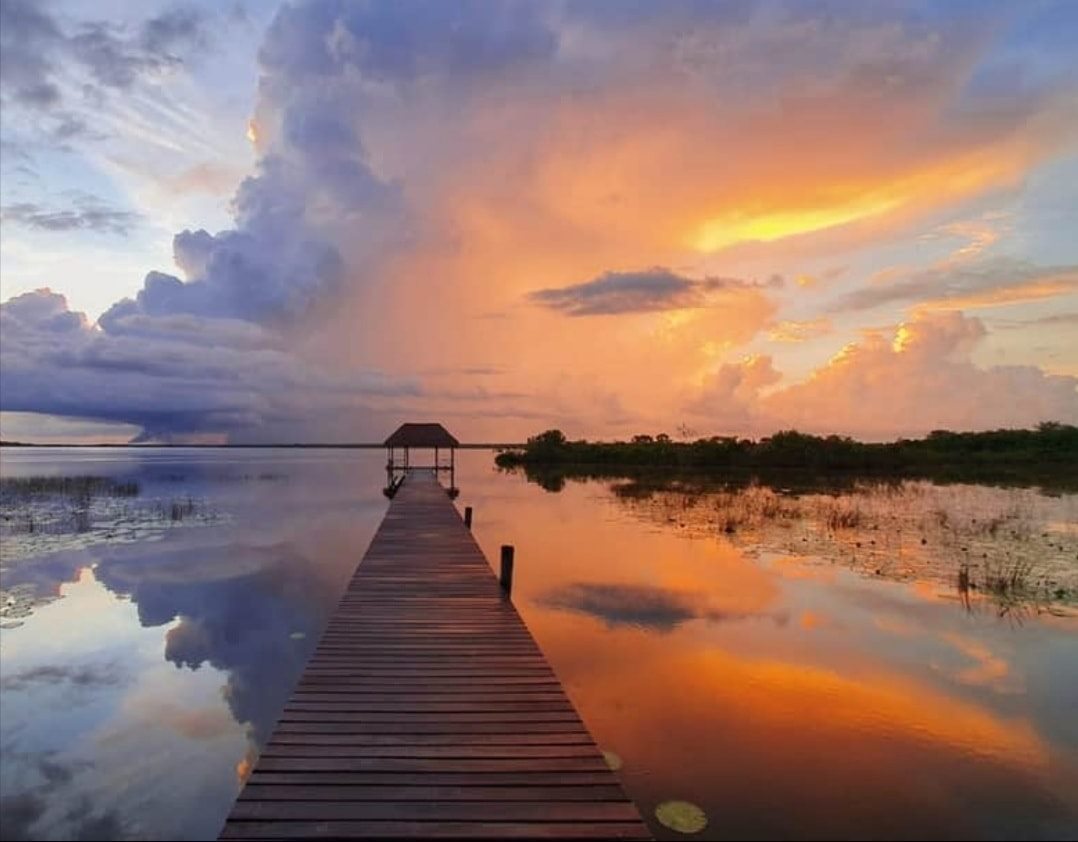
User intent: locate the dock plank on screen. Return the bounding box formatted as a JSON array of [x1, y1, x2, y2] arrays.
[[219, 471, 650, 840]]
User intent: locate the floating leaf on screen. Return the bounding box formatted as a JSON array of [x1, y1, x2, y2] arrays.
[[289, 632, 306, 640], [655, 800, 707, 834], [602, 750, 622, 771]]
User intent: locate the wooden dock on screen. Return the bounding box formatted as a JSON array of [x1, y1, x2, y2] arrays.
[[220, 470, 651, 840]]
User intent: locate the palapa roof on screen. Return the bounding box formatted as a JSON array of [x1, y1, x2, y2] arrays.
[[384, 423, 460, 448]]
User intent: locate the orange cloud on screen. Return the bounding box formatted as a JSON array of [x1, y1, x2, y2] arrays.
[[768, 317, 834, 343], [308, 19, 1075, 439], [691, 311, 1077, 438]]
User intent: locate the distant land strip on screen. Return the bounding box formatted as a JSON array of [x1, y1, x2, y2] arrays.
[[494, 424, 1078, 475], [0, 442, 523, 449]]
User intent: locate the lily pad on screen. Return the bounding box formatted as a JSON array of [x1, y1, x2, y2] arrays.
[[655, 800, 708, 834], [290, 632, 306, 640]]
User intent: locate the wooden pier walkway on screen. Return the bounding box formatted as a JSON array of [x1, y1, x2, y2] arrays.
[[220, 470, 650, 840]]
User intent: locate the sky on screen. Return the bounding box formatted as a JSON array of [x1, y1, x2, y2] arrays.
[[0, 0, 1076, 444]]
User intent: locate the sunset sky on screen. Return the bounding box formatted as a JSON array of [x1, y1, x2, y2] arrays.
[[1, 0, 1076, 443]]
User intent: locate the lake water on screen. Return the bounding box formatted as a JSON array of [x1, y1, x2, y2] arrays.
[[1, 447, 1076, 840]]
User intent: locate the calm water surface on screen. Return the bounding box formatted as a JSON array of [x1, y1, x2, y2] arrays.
[[0, 447, 1076, 840]]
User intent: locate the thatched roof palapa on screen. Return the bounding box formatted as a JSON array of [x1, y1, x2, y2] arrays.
[[384, 423, 460, 448]]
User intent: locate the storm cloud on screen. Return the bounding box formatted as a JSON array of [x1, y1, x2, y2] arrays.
[[0, 289, 417, 441]]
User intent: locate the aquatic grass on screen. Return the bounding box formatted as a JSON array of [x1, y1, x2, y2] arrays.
[[820, 499, 863, 530], [167, 497, 197, 521], [614, 476, 1078, 611], [0, 472, 222, 571], [983, 555, 1037, 596], [710, 485, 800, 534], [0, 475, 140, 501]]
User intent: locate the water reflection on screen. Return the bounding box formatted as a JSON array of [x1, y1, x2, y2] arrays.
[[503, 466, 1078, 615], [541, 581, 788, 631], [1, 449, 387, 840], [1, 450, 1076, 840], [472, 461, 1078, 840]]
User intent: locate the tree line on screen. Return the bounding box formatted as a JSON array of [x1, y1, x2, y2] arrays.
[[495, 422, 1078, 472]]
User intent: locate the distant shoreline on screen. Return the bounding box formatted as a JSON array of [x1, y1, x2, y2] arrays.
[[0, 442, 521, 449], [494, 425, 1078, 473]]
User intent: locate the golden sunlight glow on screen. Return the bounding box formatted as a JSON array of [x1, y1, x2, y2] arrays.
[[690, 149, 1025, 253], [246, 120, 259, 145], [693, 194, 902, 252], [893, 324, 913, 353], [658, 309, 696, 332], [827, 341, 861, 368], [700, 340, 729, 359]]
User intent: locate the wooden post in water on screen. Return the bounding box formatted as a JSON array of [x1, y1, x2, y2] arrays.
[[464, 506, 473, 529], [500, 544, 515, 597]]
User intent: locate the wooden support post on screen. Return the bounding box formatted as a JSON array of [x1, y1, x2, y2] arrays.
[[464, 506, 473, 529], [499, 545, 514, 598]]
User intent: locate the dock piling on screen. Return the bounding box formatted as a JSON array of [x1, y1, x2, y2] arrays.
[[500, 544, 515, 597], [464, 505, 473, 529]]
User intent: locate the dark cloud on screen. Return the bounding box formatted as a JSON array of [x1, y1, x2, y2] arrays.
[[0, 0, 63, 107], [0, 2, 209, 109], [68, 22, 169, 89], [140, 6, 208, 55], [50, 115, 95, 142], [832, 257, 1078, 313], [260, 0, 556, 86], [0, 792, 46, 841], [0, 289, 418, 441], [530, 267, 782, 316], [541, 581, 777, 632], [1, 197, 140, 236], [563, 0, 755, 30]]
